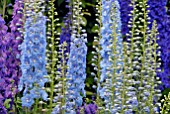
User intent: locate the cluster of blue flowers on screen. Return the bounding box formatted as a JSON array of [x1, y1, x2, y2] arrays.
[[98, 0, 124, 113], [18, 14, 48, 108], [66, 36, 87, 113]]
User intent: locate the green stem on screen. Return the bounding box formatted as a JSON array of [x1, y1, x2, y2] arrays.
[[111, 13, 118, 109], [96, 0, 102, 109], [61, 43, 66, 114], [49, 0, 56, 112], [121, 43, 127, 113], [3, 0, 6, 19], [139, 0, 147, 112], [34, 99, 38, 114]]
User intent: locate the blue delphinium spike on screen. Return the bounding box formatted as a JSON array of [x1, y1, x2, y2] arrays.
[[18, 13, 48, 108], [148, 0, 169, 90], [65, 36, 87, 113], [98, 0, 124, 113]]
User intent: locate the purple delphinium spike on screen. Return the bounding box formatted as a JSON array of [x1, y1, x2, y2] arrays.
[[59, 0, 71, 54], [118, 0, 132, 40], [148, 0, 170, 89], [0, 16, 13, 113], [18, 13, 48, 108], [84, 103, 97, 114], [76, 102, 97, 114]]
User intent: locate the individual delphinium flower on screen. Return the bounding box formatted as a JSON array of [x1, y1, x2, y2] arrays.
[[148, 0, 170, 90], [45, 0, 62, 113], [65, 0, 88, 112], [160, 92, 170, 114], [118, 0, 132, 40], [18, 14, 48, 109]]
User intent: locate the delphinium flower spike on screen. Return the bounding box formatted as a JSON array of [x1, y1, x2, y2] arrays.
[[98, 0, 124, 113], [45, 0, 61, 113], [51, 1, 72, 113], [0, 15, 21, 113], [65, 0, 88, 113], [161, 92, 170, 114], [59, 0, 72, 54], [0, 15, 8, 114], [118, 0, 132, 40], [18, 13, 48, 108], [125, 0, 162, 113], [148, 0, 170, 90], [91, 0, 104, 112], [143, 20, 162, 114], [123, 0, 141, 113], [66, 37, 87, 113], [51, 41, 69, 114]]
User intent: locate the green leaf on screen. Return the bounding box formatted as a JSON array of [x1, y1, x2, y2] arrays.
[[91, 25, 99, 33], [86, 91, 94, 95], [4, 99, 11, 109], [85, 3, 95, 7]]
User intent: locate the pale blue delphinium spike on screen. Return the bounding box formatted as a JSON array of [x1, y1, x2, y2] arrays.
[[98, 0, 124, 113], [18, 13, 48, 108]]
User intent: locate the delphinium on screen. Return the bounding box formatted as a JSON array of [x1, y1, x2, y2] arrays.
[[161, 92, 170, 114], [118, 0, 132, 39], [97, 0, 124, 113], [144, 20, 162, 114], [18, 12, 48, 112], [59, 0, 72, 54], [0, 15, 9, 114], [0, 14, 25, 113], [51, 41, 68, 114], [124, 0, 148, 113], [51, 0, 72, 113], [76, 101, 97, 114], [45, 0, 61, 113], [65, 0, 88, 113], [125, 0, 162, 113], [8, 0, 25, 112], [0, 0, 26, 113], [148, 0, 170, 90], [91, 0, 103, 111]]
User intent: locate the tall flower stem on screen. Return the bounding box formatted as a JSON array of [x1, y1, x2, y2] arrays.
[[49, 0, 56, 112]]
